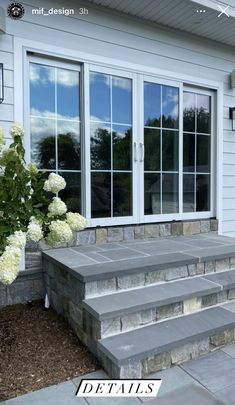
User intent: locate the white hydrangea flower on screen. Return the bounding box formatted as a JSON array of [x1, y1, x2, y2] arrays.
[[28, 162, 38, 174], [46, 220, 73, 247], [0, 246, 21, 285], [0, 128, 5, 149], [27, 220, 43, 242], [4, 245, 22, 259], [66, 212, 87, 231], [43, 173, 66, 193], [10, 122, 24, 139], [6, 230, 26, 249], [1, 148, 17, 160], [48, 197, 67, 216]]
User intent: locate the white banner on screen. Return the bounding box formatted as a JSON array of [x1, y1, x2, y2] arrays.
[[76, 379, 162, 397]]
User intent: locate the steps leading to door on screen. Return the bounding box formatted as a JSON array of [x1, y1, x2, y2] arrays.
[[43, 240, 235, 299], [83, 270, 235, 338], [97, 305, 235, 378], [42, 233, 235, 377]]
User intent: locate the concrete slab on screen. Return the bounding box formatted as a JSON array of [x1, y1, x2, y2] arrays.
[[146, 366, 197, 398], [181, 350, 235, 393], [83, 277, 221, 320], [144, 383, 225, 405], [203, 270, 235, 289], [221, 343, 235, 359], [98, 307, 235, 366], [5, 381, 85, 405], [215, 382, 235, 405]]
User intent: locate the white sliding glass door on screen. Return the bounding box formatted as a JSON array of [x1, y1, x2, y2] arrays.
[[28, 57, 214, 226]]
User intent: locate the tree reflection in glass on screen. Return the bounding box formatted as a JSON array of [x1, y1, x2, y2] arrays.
[[90, 123, 111, 170], [90, 71, 132, 218], [144, 82, 179, 215], [113, 125, 132, 171], [183, 91, 211, 212]]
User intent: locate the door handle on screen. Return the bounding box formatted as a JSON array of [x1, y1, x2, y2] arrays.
[[134, 141, 138, 162], [140, 142, 145, 162]]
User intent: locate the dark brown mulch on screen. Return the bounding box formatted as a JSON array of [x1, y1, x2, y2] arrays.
[[0, 300, 100, 401]]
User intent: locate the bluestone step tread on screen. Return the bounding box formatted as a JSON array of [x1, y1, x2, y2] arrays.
[[97, 306, 235, 366], [83, 276, 221, 320], [185, 244, 235, 261], [43, 240, 235, 282], [43, 251, 198, 282], [203, 269, 235, 289]]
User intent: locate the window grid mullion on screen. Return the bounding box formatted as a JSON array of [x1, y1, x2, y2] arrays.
[[110, 76, 113, 218]]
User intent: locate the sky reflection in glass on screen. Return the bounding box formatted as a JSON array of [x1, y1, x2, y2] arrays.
[[30, 62, 81, 212], [30, 64, 55, 117]]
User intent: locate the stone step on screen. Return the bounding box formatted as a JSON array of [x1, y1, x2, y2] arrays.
[[43, 242, 235, 298], [83, 270, 235, 338], [97, 305, 235, 378]]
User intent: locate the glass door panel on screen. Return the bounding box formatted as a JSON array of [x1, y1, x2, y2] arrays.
[[183, 91, 211, 213], [144, 82, 179, 216], [90, 72, 133, 219], [29, 61, 81, 212]]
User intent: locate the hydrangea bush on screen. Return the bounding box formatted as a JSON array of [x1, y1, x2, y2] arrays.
[[0, 123, 86, 285]]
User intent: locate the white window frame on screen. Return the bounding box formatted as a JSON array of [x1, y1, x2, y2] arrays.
[[26, 54, 84, 213], [15, 37, 223, 230]]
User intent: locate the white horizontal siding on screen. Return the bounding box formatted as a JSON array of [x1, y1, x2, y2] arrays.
[[223, 176, 235, 188], [223, 199, 235, 210], [224, 142, 235, 153], [0, 0, 234, 233], [223, 166, 235, 176], [223, 188, 235, 199], [223, 154, 235, 165], [0, 32, 14, 133], [222, 220, 235, 233], [0, 104, 14, 122]]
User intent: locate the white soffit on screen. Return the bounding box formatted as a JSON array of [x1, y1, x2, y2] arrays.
[[0, 7, 5, 34], [88, 0, 235, 47]]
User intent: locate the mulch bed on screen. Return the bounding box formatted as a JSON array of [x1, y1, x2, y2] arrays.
[[0, 300, 100, 401]]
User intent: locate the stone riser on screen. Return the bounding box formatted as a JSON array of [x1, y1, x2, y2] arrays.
[[83, 291, 235, 339], [84, 258, 234, 299], [43, 257, 235, 349], [100, 328, 235, 378]]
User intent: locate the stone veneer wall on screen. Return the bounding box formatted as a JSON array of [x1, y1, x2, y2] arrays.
[[26, 218, 218, 268], [75, 219, 218, 246], [0, 268, 45, 308]]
